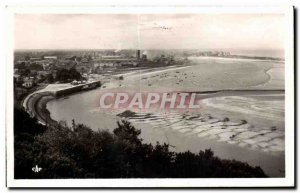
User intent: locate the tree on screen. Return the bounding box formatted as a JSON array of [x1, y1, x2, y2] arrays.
[[20, 69, 31, 76], [46, 73, 54, 83], [15, 62, 26, 69], [114, 120, 141, 145], [55, 68, 81, 83]]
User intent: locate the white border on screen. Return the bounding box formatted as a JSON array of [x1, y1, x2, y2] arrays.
[[5, 6, 295, 188]]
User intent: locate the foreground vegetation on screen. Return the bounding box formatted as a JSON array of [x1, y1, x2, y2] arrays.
[[14, 107, 267, 178]]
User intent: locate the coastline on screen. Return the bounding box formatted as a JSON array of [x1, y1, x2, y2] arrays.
[[23, 58, 285, 177], [189, 55, 284, 62], [25, 92, 58, 126], [24, 87, 285, 177], [21, 63, 194, 126]]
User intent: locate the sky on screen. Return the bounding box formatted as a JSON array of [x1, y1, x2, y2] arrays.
[[14, 14, 285, 50]]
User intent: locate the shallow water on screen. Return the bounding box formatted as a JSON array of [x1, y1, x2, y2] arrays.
[[47, 57, 285, 177]]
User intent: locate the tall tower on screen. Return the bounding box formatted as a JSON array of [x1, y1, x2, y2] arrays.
[[136, 50, 141, 60]]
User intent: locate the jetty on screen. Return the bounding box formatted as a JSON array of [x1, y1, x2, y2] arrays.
[[23, 80, 101, 126]]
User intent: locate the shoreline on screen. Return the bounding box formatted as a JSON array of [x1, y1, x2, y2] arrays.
[[24, 60, 284, 134], [41, 87, 285, 176], [188, 55, 284, 62], [17, 53, 285, 177], [25, 86, 284, 127], [23, 80, 101, 126], [23, 59, 285, 138]]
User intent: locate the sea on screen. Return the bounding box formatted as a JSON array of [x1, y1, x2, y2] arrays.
[[46, 52, 285, 177]]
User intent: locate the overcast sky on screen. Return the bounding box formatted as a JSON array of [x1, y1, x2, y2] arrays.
[[14, 14, 285, 50]]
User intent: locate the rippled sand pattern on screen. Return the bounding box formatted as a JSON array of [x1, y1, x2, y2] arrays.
[[202, 96, 285, 121], [116, 110, 284, 153]]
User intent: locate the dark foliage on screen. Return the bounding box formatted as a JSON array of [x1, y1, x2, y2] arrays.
[[19, 69, 31, 76], [46, 73, 55, 83], [29, 63, 44, 71], [15, 62, 26, 69], [55, 68, 82, 83], [14, 108, 267, 179], [14, 107, 47, 178], [14, 107, 46, 136]]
